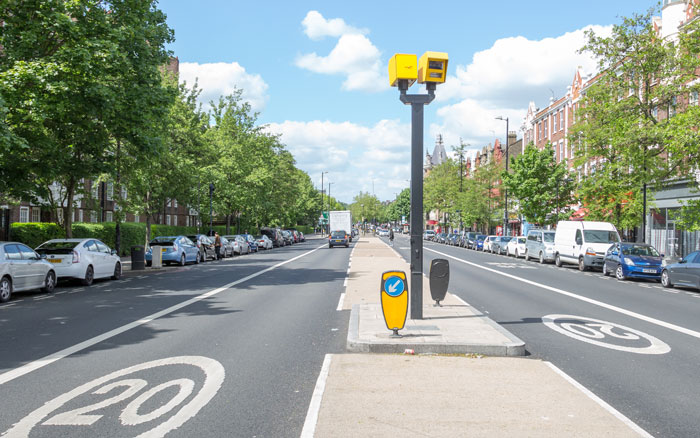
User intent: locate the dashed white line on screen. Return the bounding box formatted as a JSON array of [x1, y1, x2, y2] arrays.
[[544, 362, 653, 438], [336, 293, 346, 311], [300, 354, 332, 438]]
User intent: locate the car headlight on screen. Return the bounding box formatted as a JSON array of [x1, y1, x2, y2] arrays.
[[585, 247, 596, 256], [624, 257, 635, 266]]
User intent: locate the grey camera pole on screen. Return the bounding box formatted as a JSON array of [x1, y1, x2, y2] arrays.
[[399, 80, 435, 320]]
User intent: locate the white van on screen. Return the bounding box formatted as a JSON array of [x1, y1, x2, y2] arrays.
[[553, 221, 621, 271]]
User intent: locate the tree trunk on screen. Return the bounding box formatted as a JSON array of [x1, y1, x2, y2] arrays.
[[115, 139, 122, 255], [226, 214, 231, 234], [64, 177, 76, 238], [145, 191, 152, 247]]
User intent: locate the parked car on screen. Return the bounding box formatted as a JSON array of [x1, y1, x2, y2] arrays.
[[377, 228, 390, 237], [244, 234, 259, 252], [224, 235, 250, 255], [219, 236, 235, 258], [261, 227, 285, 248], [473, 235, 487, 251], [255, 235, 273, 250], [661, 251, 700, 289], [281, 230, 294, 245], [423, 230, 436, 240], [329, 230, 349, 248], [36, 238, 121, 285], [299, 232, 306, 242], [554, 221, 620, 271], [603, 243, 664, 281], [447, 233, 459, 246], [144, 236, 200, 266], [525, 229, 556, 264], [186, 234, 217, 262], [507, 236, 527, 258], [491, 236, 512, 255], [483, 236, 497, 252], [1, 242, 57, 302], [463, 232, 478, 249]]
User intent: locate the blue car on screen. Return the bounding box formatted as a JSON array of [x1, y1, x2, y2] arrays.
[[146, 235, 201, 266], [474, 234, 486, 250], [244, 234, 259, 253], [602, 242, 663, 281]]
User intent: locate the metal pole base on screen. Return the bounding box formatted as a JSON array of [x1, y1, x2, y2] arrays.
[[433, 300, 442, 307], [390, 329, 402, 338]]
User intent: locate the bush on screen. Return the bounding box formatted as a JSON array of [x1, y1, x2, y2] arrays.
[[10, 223, 66, 248]]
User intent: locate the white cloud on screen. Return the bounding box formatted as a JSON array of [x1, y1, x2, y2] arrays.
[[430, 25, 612, 150], [301, 10, 368, 40], [179, 62, 269, 112], [296, 12, 386, 93], [264, 119, 410, 202]]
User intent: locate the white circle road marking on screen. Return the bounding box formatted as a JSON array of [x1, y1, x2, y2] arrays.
[[542, 315, 671, 354], [2, 356, 225, 438]]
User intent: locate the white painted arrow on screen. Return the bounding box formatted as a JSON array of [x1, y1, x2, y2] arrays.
[[387, 280, 399, 294]]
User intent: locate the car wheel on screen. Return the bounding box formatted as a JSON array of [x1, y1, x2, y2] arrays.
[[555, 254, 562, 267], [578, 257, 586, 272], [602, 263, 609, 276], [180, 253, 186, 266], [661, 270, 672, 288], [82, 265, 94, 286], [200, 250, 206, 262], [615, 264, 626, 280], [539, 252, 545, 264], [524, 250, 529, 261], [42, 271, 56, 293], [328, 244, 332, 248], [0, 276, 11, 303], [112, 263, 122, 280], [195, 252, 201, 264], [146, 260, 152, 267], [514, 250, 519, 258]]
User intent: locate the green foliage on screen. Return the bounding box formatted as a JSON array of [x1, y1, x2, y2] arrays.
[[386, 188, 410, 222], [572, 8, 700, 230], [502, 144, 575, 226], [349, 192, 382, 224], [10, 223, 66, 248]]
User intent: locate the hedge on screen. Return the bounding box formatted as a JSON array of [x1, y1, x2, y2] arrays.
[[9, 223, 66, 249]]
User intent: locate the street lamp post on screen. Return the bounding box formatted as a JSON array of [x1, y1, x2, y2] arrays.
[[209, 183, 214, 236], [321, 171, 327, 235], [328, 182, 334, 234], [496, 116, 509, 236]]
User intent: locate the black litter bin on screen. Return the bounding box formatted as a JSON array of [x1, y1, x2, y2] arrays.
[[131, 245, 145, 271]]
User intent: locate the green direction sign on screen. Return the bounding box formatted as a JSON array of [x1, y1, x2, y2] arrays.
[[322, 212, 328, 219]]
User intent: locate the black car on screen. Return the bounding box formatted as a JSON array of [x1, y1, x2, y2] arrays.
[[186, 234, 217, 261], [260, 227, 284, 248]]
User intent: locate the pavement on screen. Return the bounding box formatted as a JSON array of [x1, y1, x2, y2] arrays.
[[308, 236, 648, 437]]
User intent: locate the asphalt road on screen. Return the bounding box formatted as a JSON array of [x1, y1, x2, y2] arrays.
[[389, 233, 700, 438], [0, 236, 352, 438]]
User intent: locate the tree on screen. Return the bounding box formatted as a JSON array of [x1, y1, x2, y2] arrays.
[[424, 159, 459, 228], [350, 192, 381, 225], [502, 143, 575, 226], [459, 160, 503, 233], [572, 8, 700, 231], [387, 188, 410, 223], [0, 0, 174, 237]]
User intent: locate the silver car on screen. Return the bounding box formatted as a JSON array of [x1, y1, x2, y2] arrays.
[[525, 229, 556, 264], [1, 242, 57, 303], [36, 238, 122, 285]]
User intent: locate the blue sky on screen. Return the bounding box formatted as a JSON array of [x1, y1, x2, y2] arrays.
[[160, 0, 657, 203]]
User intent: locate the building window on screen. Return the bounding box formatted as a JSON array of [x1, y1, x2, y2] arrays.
[[690, 91, 699, 107], [166, 214, 171, 225], [91, 183, 99, 199], [173, 199, 178, 208], [559, 140, 564, 161], [553, 113, 558, 132], [134, 214, 140, 223], [669, 96, 677, 118], [106, 211, 113, 222], [560, 110, 564, 130], [544, 118, 548, 138], [31, 208, 40, 222], [652, 106, 658, 119], [106, 182, 114, 201], [186, 216, 190, 227], [121, 187, 127, 200], [538, 122, 542, 141], [57, 208, 64, 224], [79, 209, 84, 223], [90, 211, 97, 223], [19, 207, 29, 223]]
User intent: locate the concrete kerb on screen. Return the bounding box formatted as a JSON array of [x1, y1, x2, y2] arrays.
[[345, 236, 526, 356]]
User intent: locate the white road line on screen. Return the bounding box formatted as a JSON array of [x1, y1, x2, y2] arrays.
[[0, 243, 327, 387], [426, 247, 700, 341], [343, 277, 347, 287], [300, 354, 332, 438], [544, 362, 654, 438], [336, 293, 346, 311]]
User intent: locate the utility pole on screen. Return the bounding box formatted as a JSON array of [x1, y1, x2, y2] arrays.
[[321, 171, 327, 235], [209, 183, 214, 236], [496, 116, 509, 236]]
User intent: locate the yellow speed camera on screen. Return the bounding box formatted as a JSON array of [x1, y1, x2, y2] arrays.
[[418, 51, 448, 84], [388, 54, 418, 87]]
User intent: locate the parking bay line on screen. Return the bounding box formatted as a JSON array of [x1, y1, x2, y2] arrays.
[[426, 247, 700, 341], [0, 243, 327, 386]]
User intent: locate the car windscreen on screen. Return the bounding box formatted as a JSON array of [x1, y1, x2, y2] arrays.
[[543, 233, 555, 242], [331, 231, 346, 238], [255, 235, 264, 240], [622, 245, 660, 257], [583, 230, 620, 243], [36, 241, 77, 254], [150, 237, 176, 246], [501, 237, 512, 242], [477, 235, 486, 240]]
